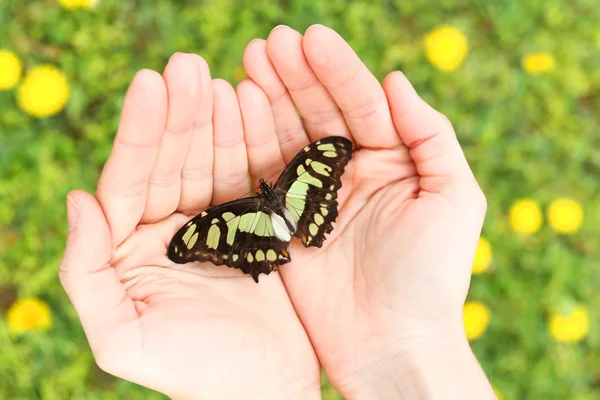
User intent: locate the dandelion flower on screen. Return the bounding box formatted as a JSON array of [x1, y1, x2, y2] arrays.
[[472, 237, 493, 274], [0, 50, 22, 90], [425, 26, 469, 72], [549, 303, 589, 343], [58, 0, 99, 9], [463, 301, 490, 341], [17, 65, 70, 118], [547, 198, 583, 234], [7, 297, 53, 334], [522, 53, 555, 75], [493, 386, 503, 400], [508, 198, 543, 234], [232, 65, 247, 82]]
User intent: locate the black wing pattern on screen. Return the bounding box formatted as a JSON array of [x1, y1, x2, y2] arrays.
[[274, 136, 354, 247], [168, 197, 291, 282]]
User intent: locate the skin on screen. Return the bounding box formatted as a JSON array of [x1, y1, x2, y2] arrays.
[[60, 25, 496, 399]]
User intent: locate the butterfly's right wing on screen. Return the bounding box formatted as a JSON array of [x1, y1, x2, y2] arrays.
[[273, 136, 354, 247], [168, 197, 291, 282]]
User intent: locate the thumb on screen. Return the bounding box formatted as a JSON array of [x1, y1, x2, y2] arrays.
[[59, 190, 138, 366], [383, 71, 486, 214]]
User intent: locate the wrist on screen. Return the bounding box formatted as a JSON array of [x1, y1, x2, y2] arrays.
[[249, 379, 322, 400], [171, 378, 321, 400], [338, 332, 496, 400]]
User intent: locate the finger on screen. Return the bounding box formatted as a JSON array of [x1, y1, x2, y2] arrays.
[[59, 191, 138, 366], [383, 71, 485, 209], [211, 79, 250, 204], [266, 26, 351, 142], [237, 79, 285, 186], [178, 57, 214, 215], [142, 53, 203, 222], [303, 24, 400, 148], [243, 38, 310, 163], [97, 69, 167, 245]]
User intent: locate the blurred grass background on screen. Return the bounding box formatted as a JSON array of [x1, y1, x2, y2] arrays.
[[1, 0, 599, 399]]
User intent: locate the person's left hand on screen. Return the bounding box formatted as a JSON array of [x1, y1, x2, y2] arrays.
[[59, 53, 320, 399]]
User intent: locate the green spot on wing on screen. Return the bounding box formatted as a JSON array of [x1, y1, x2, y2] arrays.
[[188, 232, 199, 249], [311, 161, 332, 176], [207, 225, 220, 249], [317, 143, 337, 152], [296, 165, 323, 188], [182, 224, 196, 246]]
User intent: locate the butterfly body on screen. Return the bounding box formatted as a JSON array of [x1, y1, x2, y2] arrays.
[[257, 178, 298, 239], [168, 136, 354, 282]]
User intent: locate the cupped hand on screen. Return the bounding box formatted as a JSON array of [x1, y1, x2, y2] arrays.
[[59, 53, 320, 399], [243, 25, 494, 398]]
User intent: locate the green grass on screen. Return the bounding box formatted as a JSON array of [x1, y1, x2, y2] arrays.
[[1, 0, 599, 398]]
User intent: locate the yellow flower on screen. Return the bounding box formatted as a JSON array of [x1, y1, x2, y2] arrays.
[[508, 198, 543, 234], [493, 386, 503, 400], [522, 53, 555, 75], [472, 237, 492, 274], [232, 65, 247, 81], [425, 26, 469, 72], [547, 198, 583, 234], [463, 301, 490, 341], [17, 65, 70, 118], [7, 297, 52, 333], [58, 0, 99, 9], [549, 304, 589, 343], [0, 50, 22, 90]]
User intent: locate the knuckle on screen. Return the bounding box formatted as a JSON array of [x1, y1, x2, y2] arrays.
[[277, 123, 304, 146], [302, 107, 340, 127], [165, 122, 194, 135], [346, 94, 385, 121], [98, 178, 147, 198], [214, 136, 244, 149], [245, 135, 273, 151], [148, 173, 180, 189], [437, 112, 454, 131], [213, 170, 248, 187], [470, 184, 487, 213], [181, 163, 213, 182]]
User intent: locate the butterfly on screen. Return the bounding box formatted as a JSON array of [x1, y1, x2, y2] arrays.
[[167, 135, 354, 282]]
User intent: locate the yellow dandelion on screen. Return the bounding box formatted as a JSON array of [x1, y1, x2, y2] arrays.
[[549, 303, 589, 343], [7, 297, 53, 334], [58, 0, 99, 9], [463, 300, 490, 341], [424, 26, 469, 72], [493, 386, 503, 400], [508, 198, 543, 234], [522, 53, 555, 75], [547, 198, 583, 234], [0, 50, 22, 90], [17, 65, 70, 118], [232, 65, 247, 82], [472, 237, 493, 274]]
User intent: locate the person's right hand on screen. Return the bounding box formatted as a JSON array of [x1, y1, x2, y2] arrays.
[[59, 53, 320, 399], [243, 25, 496, 399]]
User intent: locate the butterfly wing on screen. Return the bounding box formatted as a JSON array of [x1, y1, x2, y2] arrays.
[[273, 136, 354, 247], [168, 197, 291, 282]]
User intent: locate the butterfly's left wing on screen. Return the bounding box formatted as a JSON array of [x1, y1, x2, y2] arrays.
[[274, 136, 354, 247], [168, 197, 291, 282]]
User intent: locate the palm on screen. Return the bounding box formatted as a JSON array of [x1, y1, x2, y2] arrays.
[[109, 213, 317, 398], [278, 146, 466, 383]]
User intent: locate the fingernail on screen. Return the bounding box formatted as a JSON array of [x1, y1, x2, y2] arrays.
[[66, 195, 79, 231]]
